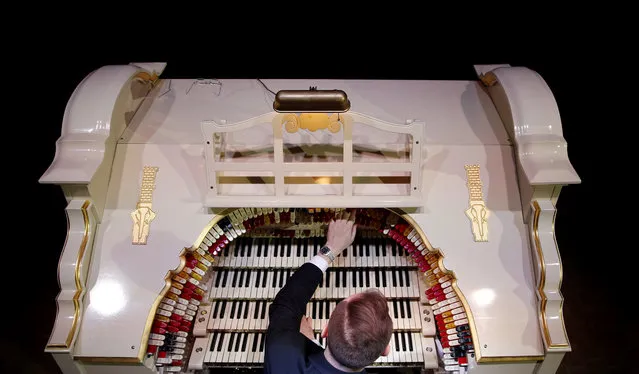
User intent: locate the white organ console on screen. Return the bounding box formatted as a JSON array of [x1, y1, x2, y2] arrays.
[[39, 62, 581, 374]]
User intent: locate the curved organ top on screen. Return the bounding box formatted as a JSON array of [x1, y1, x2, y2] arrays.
[[39, 63, 580, 374]]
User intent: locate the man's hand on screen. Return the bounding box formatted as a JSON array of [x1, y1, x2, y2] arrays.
[[324, 211, 357, 257], [299, 315, 314, 341]]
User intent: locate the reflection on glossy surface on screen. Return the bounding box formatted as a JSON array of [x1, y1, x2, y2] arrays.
[[472, 288, 496, 308], [90, 279, 126, 317]]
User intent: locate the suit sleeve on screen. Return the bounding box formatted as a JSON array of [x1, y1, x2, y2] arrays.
[[267, 262, 323, 332], [264, 262, 323, 373]]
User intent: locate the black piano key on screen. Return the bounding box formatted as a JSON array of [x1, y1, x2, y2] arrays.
[[256, 238, 263, 257], [241, 332, 248, 352], [303, 240, 308, 257], [358, 270, 364, 288], [227, 333, 235, 352], [314, 237, 320, 253], [399, 299, 405, 319], [217, 332, 225, 351], [238, 270, 245, 287], [212, 300, 220, 318], [272, 270, 278, 288], [273, 239, 279, 257], [260, 301, 267, 319], [391, 240, 397, 256], [219, 301, 227, 318], [243, 300, 250, 319], [229, 301, 237, 319], [391, 270, 397, 287], [233, 239, 240, 257], [236, 301, 244, 319], [374, 238, 380, 256], [262, 270, 268, 288], [335, 269, 340, 287], [381, 270, 387, 287], [246, 237, 253, 257], [398, 269, 404, 287], [279, 270, 285, 287], [244, 270, 251, 287], [253, 301, 260, 319], [325, 300, 330, 319], [234, 332, 242, 351], [251, 332, 259, 352], [209, 332, 219, 351], [405, 269, 411, 286], [352, 269, 357, 287], [405, 300, 412, 319], [222, 269, 229, 287], [215, 270, 223, 287], [326, 270, 331, 287], [365, 240, 370, 256], [392, 300, 398, 318], [343, 247, 347, 257], [259, 333, 266, 352], [318, 301, 323, 320], [280, 238, 286, 257], [380, 238, 387, 256], [359, 242, 364, 257], [296, 238, 302, 257], [224, 243, 230, 256], [231, 270, 238, 287], [407, 333, 413, 351], [254, 270, 261, 287], [312, 301, 317, 318], [393, 332, 400, 351], [400, 332, 407, 351], [286, 238, 292, 257], [374, 269, 380, 287], [240, 237, 247, 257]]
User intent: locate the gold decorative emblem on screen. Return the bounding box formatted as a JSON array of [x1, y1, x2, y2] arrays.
[[131, 166, 159, 245], [464, 164, 489, 242]]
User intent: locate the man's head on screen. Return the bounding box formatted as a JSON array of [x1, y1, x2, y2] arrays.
[[322, 289, 393, 369]]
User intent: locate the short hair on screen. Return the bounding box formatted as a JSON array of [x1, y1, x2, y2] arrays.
[[327, 288, 393, 369]]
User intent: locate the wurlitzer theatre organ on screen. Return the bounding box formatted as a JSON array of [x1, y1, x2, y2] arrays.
[[39, 63, 580, 374]]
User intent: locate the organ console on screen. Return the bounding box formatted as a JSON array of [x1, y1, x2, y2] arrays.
[[39, 62, 580, 374]]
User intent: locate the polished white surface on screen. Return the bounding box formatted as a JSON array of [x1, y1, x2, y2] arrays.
[[121, 78, 508, 146], [74, 144, 214, 359], [39, 65, 149, 184], [482, 66, 580, 185], [46, 199, 97, 351], [408, 144, 544, 360]]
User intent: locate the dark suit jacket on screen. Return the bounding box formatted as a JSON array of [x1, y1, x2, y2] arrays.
[[264, 262, 366, 373]]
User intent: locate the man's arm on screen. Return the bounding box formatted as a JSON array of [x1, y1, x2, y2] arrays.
[[264, 216, 357, 373]]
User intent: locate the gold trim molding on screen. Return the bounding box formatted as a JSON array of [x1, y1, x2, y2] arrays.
[[46, 200, 91, 350], [532, 200, 570, 350]]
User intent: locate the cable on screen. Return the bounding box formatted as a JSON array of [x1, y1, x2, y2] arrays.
[[257, 78, 276, 96]]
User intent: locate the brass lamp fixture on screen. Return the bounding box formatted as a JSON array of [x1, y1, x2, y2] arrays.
[[273, 88, 351, 113]]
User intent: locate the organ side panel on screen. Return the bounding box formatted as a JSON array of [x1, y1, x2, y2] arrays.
[[45, 199, 98, 374]]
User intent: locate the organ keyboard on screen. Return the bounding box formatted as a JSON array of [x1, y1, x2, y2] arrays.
[[40, 63, 580, 374]]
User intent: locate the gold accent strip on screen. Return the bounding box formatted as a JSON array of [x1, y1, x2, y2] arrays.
[[46, 200, 91, 350], [532, 200, 570, 349], [479, 355, 545, 363], [76, 356, 144, 364], [217, 176, 411, 185]]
